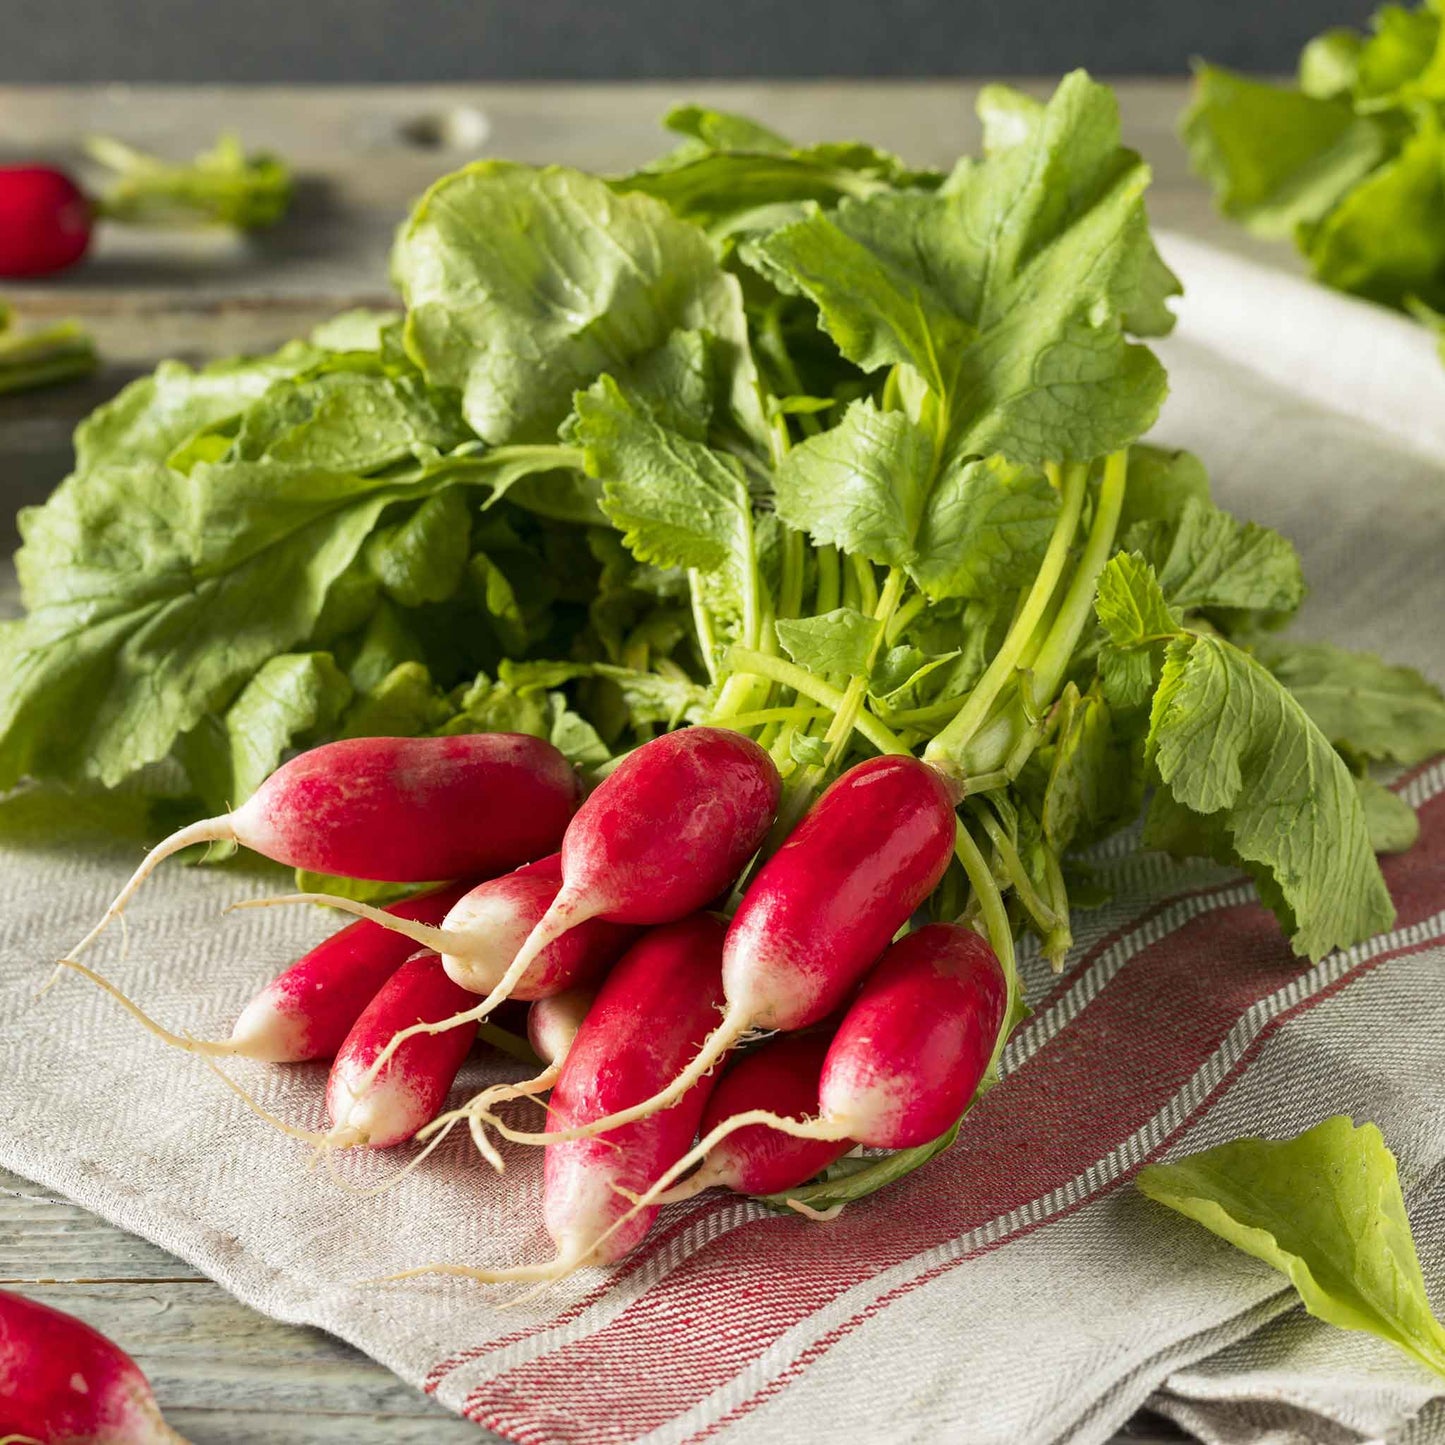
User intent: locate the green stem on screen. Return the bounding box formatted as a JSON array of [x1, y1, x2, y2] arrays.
[[1030, 450, 1128, 701], [885, 593, 927, 645], [688, 571, 719, 684], [815, 545, 841, 615], [971, 804, 1059, 934], [726, 649, 909, 758], [853, 555, 879, 615], [952, 819, 1022, 1091], [924, 460, 1089, 771]]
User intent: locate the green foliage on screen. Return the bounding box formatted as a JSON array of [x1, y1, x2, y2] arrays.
[[1186, 4, 1445, 319], [1139, 1117, 1445, 1379]]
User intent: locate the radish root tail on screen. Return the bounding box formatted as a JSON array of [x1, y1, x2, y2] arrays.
[[49, 957, 253, 1057], [418, 1062, 561, 1173], [50, 815, 232, 983], [226, 892, 458, 955]]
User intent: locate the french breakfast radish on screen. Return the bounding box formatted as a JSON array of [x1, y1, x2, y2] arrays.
[[266, 725, 780, 1086], [0, 166, 93, 277], [387, 914, 727, 1287], [63, 733, 580, 965], [0, 1288, 186, 1443], [602, 923, 1008, 1242], [324, 952, 482, 1149], [493, 753, 958, 1146]]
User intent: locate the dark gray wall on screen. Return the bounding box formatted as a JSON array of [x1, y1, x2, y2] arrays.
[[4, 0, 1377, 82]]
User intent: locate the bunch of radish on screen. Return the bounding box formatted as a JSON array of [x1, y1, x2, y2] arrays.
[[58, 723, 1009, 1285]]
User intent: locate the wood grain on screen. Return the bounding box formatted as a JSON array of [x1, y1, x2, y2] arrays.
[[0, 80, 1219, 1443]]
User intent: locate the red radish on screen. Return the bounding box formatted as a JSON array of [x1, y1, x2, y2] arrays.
[[421, 985, 596, 1171], [497, 754, 957, 1146], [0, 1288, 186, 1443], [324, 952, 482, 1149], [596, 924, 1007, 1249], [62, 733, 580, 965], [0, 167, 92, 277], [659, 1033, 855, 1201], [270, 726, 780, 1085], [388, 914, 727, 1287]]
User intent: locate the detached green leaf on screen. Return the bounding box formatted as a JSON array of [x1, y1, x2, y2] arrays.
[[775, 608, 881, 677], [0, 317, 97, 396], [773, 400, 1058, 601], [1138, 1116, 1445, 1380], [1255, 638, 1445, 765], [1149, 633, 1394, 959], [752, 71, 1171, 466], [1182, 65, 1388, 237], [393, 162, 761, 446]]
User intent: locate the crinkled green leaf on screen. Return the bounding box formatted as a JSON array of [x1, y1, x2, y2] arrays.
[[1300, 28, 1365, 99], [341, 661, 450, 738], [1354, 3, 1443, 104], [773, 400, 1058, 601], [1148, 633, 1394, 959], [752, 72, 1171, 466], [1095, 550, 1181, 647], [573, 375, 757, 643], [309, 309, 399, 354], [1182, 65, 1388, 238], [1138, 1116, 1445, 1380], [393, 161, 762, 445], [365, 489, 473, 607], [0, 444, 559, 790], [469, 553, 527, 655], [1254, 638, 1445, 765], [775, 607, 881, 677], [1138, 496, 1306, 617], [73, 345, 325, 478], [224, 371, 469, 473]]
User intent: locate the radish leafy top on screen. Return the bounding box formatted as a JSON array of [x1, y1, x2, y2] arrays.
[[2, 76, 1442, 1013]]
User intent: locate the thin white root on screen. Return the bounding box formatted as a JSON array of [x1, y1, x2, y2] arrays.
[[226, 892, 457, 955], [62, 815, 232, 966], [370, 1242, 588, 1289], [785, 1198, 846, 1222], [418, 1062, 561, 1174], [320, 1112, 464, 1198], [49, 958, 249, 1056], [352, 894, 594, 1101], [477, 1008, 749, 1148], [195, 1054, 362, 1152]]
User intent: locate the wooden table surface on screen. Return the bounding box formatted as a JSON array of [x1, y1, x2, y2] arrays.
[[0, 79, 1262, 1443]]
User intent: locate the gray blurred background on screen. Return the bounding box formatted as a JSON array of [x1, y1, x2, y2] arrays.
[[3, 0, 1377, 81]]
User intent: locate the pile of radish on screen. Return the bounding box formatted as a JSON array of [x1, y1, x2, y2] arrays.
[[57, 723, 1011, 1286]]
